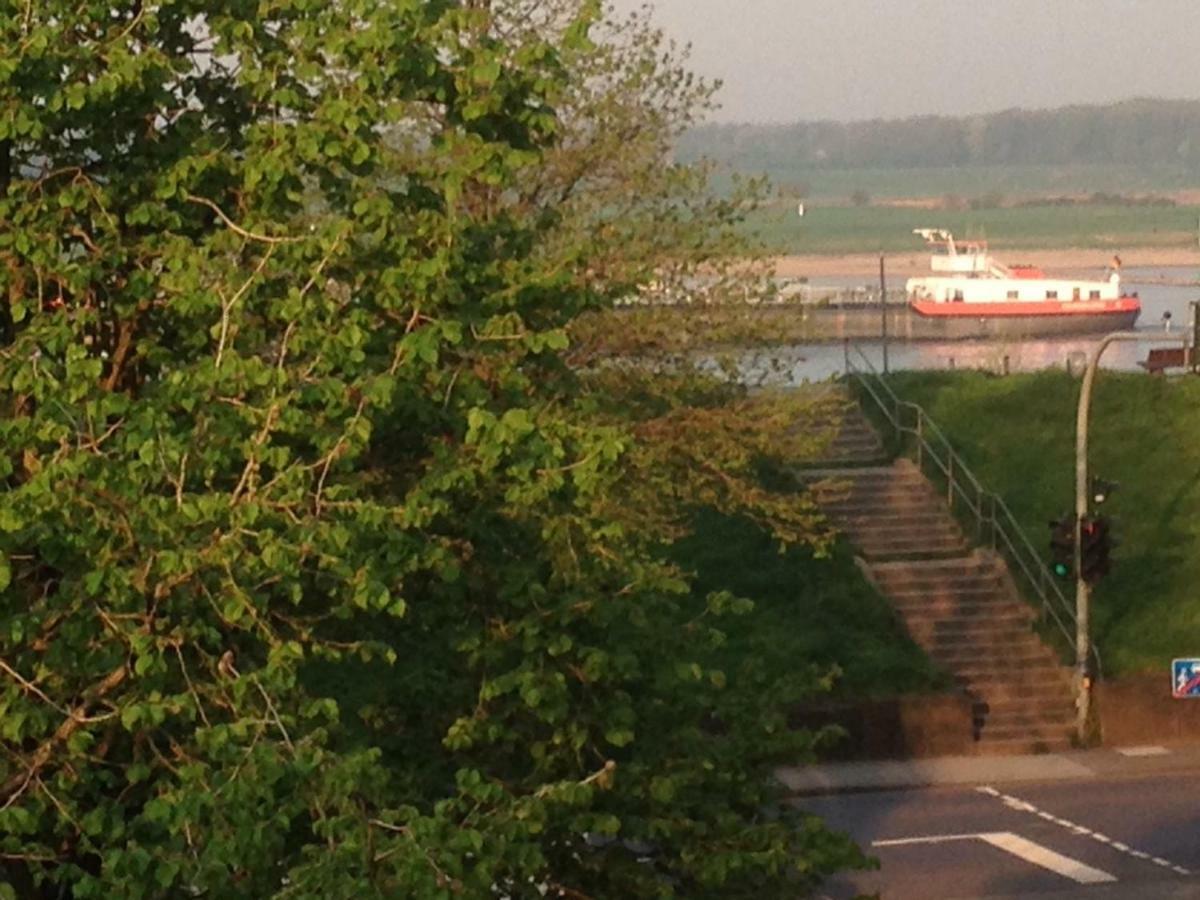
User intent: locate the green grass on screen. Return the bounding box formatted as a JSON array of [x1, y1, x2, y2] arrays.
[[883, 370, 1200, 675], [748, 202, 1200, 255], [726, 163, 1200, 201], [673, 509, 949, 699]]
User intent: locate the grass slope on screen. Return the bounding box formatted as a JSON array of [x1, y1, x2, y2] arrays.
[[886, 370, 1200, 675], [673, 509, 948, 699]]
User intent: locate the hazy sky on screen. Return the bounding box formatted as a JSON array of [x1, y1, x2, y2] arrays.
[[608, 0, 1200, 123]]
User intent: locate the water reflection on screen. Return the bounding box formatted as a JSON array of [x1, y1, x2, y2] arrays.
[[769, 267, 1199, 382]]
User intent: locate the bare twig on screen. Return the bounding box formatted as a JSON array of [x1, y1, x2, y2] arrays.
[[172, 643, 211, 728], [0, 659, 68, 716], [186, 193, 305, 245], [253, 680, 294, 753], [215, 247, 275, 370]]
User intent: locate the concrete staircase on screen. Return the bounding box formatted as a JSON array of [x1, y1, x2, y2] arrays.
[[802, 400, 1076, 755]]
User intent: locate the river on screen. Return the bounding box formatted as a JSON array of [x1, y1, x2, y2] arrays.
[[756, 266, 1200, 382]]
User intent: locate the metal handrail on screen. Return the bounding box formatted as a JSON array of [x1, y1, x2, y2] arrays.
[[842, 341, 1100, 675]]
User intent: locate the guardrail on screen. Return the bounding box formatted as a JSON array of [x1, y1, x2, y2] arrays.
[[842, 341, 1100, 675]]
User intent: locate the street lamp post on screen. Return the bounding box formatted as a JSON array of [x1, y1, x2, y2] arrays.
[[879, 255, 889, 374], [1073, 331, 1187, 742]]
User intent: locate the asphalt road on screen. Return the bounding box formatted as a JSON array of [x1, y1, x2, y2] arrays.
[[796, 773, 1200, 899]]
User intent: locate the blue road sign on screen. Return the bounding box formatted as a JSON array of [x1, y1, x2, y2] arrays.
[[1172, 659, 1200, 698]]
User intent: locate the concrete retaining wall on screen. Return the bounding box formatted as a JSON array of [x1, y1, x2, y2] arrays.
[[1097, 674, 1200, 746], [790, 692, 975, 760]]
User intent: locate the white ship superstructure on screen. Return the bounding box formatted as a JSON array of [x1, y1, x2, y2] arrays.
[[903, 229, 1139, 329]]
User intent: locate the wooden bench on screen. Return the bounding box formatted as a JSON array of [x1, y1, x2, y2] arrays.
[[1139, 347, 1191, 374]]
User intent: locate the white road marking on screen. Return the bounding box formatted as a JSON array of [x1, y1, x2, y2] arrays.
[[874, 833, 980, 847], [975, 785, 1192, 876], [872, 831, 1116, 884], [1116, 745, 1170, 757], [979, 832, 1117, 884]]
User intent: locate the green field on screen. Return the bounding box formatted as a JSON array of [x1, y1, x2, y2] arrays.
[[749, 202, 1200, 254], [729, 163, 1200, 201], [882, 370, 1200, 676]]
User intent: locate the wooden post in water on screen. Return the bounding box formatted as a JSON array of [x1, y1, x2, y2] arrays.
[[879, 255, 889, 374]]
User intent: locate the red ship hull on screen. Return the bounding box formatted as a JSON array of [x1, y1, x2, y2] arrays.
[[911, 297, 1141, 320]]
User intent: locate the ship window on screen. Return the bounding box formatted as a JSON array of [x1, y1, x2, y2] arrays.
[[1006, 290, 1019, 299], [953, 290, 964, 302], [1046, 290, 1058, 299], [1089, 290, 1100, 299], [1073, 288, 1081, 300]]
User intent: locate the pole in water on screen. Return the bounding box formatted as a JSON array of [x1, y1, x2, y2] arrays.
[[879, 254, 889, 374]]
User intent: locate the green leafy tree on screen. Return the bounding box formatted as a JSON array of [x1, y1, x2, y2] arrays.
[[0, 2, 861, 897]]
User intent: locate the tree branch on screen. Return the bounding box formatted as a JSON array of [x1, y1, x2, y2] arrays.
[[185, 193, 305, 245], [1, 663, 128, 802]]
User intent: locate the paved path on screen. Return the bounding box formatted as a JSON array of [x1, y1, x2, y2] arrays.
[[779, 743, 1200, 794], [792, 747, 1200, 899]]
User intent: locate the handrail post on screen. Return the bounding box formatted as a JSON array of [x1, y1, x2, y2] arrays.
[[916, 415, 923, 470], [947, 453, 954, 506]]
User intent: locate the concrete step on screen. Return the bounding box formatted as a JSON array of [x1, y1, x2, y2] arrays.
[[944, 658, 1068, 680], [821, 504, 951, 521], [836, 511, 967, 529], [898, 612, 1035, 632], [871, 556, 1001, 577], [977, 719, 1073, 739], [906, 613, 1036, 633], [977, 708, 1075, 732], [828, 430, 885, 447], [828, 434, 884, 451], [811, 481, 940, 497], [883, 578, 1008, 593], [933, 656, 1063, 679], [804, 469, 932, 486], [873, 566, 1004, 584], [840, 520, 966, 539], [815, 496, 944, 514], [853, 535, 971, 554], [923, 631, 1043, 652], [891, 601, 1016, 619], [882, 581, 1008, 600], [973, 734, 1074, 755], [915, 614, 1041, 633], [955, 675, 1074, 699]]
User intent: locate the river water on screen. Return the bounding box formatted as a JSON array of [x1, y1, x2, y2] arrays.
[[757, 266, 1200, 383]]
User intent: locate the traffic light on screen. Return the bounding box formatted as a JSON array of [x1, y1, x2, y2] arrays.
[[1048, 514, 1075, 579], [1080, 516, 1112, 584], [1091, 477, 1118, 506]]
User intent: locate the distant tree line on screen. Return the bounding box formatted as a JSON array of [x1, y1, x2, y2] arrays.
[[679, 98, 1200, 170]]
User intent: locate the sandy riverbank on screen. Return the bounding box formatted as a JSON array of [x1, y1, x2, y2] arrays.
[[771, 247, 1200, 280]]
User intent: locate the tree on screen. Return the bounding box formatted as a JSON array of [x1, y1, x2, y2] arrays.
[[0, 2, 861, 897]]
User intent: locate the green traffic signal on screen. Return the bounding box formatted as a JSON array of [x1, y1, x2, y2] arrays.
[[1048, 514, 1075, 579]]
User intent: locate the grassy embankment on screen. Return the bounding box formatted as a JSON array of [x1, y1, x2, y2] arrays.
[[749, 202, 1200, 255], [672, 509, 948, 702], [884, 369, 1200, 676]]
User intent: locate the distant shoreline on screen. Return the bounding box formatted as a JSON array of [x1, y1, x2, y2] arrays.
[[771, 247, 1200, 280]]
